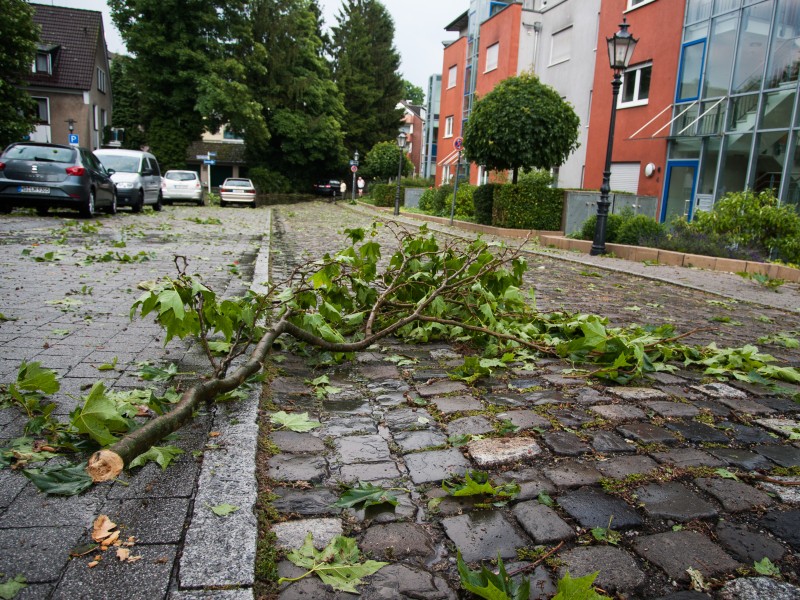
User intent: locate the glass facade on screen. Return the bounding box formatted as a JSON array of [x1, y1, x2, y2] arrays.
[[667, 0, 800, 218]]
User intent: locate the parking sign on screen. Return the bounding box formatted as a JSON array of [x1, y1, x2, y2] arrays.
[[68, 134, 79, 146]]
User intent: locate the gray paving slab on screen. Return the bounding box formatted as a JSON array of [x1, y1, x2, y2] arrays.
[[635, 482, 718, 521], [403, 448, 470, 484], [633, 530, 740, 582], [0, 526, 85, 583], [512, 501, 576, 543], [557, 486, 642, 529], [558, 546, 646, 594], [441, 510, 529, 562]]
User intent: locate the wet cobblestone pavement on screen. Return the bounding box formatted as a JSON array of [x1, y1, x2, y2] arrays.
[[265, 203, 800, 599]]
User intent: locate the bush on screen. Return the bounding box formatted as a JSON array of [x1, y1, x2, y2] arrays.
[[418, 187, 436, 213], [473, 183, 498, 225], [646, 217, 765, 261], [616, 214, 666, 246], [369, 183, 404, 208], [248, 167, 292, 194], [493, 180, 563, 230], [451, 184, 475, 220], [579, 213, 625, 243], [431, 185, 453, 216]]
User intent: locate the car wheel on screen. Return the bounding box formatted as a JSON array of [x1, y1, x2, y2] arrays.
[[220, 200, 226, 207], [36, 206, 49, 216], [81, 189, 96, 218], [105, 190, 118, 215], [250, 201, 256, 209], [132, 190, 144, 213], [154, 192, 163, 212], [0, 206, 12, 214], [197, 198, 205, 206]]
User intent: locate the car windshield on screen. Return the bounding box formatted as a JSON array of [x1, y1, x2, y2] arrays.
[[166, 172, 198, 181], [224, 179, 252, 187], [4, 145, 76, 164], [96, 154, 140, 173]]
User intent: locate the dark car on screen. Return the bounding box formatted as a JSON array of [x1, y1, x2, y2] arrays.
[[312, 179, 342, 197], [0, 142, 116, 217]]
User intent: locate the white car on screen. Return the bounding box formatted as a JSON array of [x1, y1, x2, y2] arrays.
[[219, 178, 256, 208], [162, 170, 204, 205]]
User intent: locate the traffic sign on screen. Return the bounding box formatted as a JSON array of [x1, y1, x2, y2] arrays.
[[196, 154, 208, 160], [208, 151, 217, 157], [68, 134, 79, 146], [350, 165, 358, 173], [204, 160, 216, 165], [349, 159, 359, 166], [453, 136, 463, 150]]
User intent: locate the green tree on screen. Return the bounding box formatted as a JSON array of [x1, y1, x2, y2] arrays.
[[0, 0, 38, 147], [402, 80, 424, 105], [463, 72, 580, 183], [246, 0, 346, 188], [363, 140, 412, 182], [108, 56, 146, 150], [331, 0, 404, 155]]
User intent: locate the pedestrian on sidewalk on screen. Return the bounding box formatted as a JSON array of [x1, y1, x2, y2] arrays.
[[357, 176, 365, 198], [339, 181, 347, 200]]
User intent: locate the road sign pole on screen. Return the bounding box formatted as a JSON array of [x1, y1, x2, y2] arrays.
[[449, 149, 462, 226]]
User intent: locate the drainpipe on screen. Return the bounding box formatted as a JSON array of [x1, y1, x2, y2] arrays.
[[533, 21, 542, 73]]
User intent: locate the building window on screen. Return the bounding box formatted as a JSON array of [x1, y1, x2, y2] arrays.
[[677, 39, 706, 102], [485, 42, 499, 72], [619, 62, 652, 107], [550, 26, 572, 66], [627, 0, 656, 9], [97, 68, 106, 93], [93, 105, 99, 131], [489, 2, 509, 17], [444, 116, 454, 138], [447, 65, 458, 89], [32, 97, 50, 124], [32, 52, 51, 74]]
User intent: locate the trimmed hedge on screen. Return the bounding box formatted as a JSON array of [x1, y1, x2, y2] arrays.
[[369, 183, 404, 208], [492, 180, 563, 230], [473, 183, 498, 225]]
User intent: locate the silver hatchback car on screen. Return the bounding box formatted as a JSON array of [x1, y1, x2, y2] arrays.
[[219, 178, 257, 208], [162, 170, 204, 205]]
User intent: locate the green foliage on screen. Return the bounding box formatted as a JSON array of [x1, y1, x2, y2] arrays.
[[108, 56, 147, 150], [579, 213, 625, 243], [210, 503, 240, 516], [70, 382, 130, 446], [401, 80, 424, 105], [442, 471, 520, 505], [616, 214, 666, 246], [590, 517, 621, 545], [368, 183, 404, 208], [493, 180, 564, 230], [692, 189, 800, 264], [464, 72, 580, 181], [23, 462, 94, 496], [738, 271, 785, 291], [553, 571, 608, 599], [333, 482, 400, 509], [418, 187, 437, 213], [305, 374, 341, 399], [248, 167, 292, 195], [278, 533, 388, 593], [457, 552, 530, 600], [0, 0, 38, 147], [269, 411, 321, 432], [363, 141, 413, 182], [0, 574, 26, 600], [753, 557, 781, 576], [432, 185, 454, 216], [129, 445, 185, 470], [473, 183, 499, 225]]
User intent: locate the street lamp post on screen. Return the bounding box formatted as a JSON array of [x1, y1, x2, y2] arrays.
[[351, 150, 359, 203], [393, 132, 407, 216], [591, 18, 638, 256]]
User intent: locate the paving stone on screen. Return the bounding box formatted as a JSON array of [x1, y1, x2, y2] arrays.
[[322, 394, 371, 415], [0, 468, 28, 509], [268, 454, 327, 483], [0, 526, 84, 583], [595, 455, 659, 479], [715, 397, 775, 415], [542, 431, 590, 456], [484, 392, 527, 407], [633, 530, 740, 582], [666, 420, 730, 443], [525, 389, 569, 405], [650, 448, 724, 468], [589, 404, 646, 421], [694, 478, 773, 512], [335, 434, 391, 464], [383, 408, 433, 431], [498, 410, 551, 431], [101, 497, 191, 543], [758, 395, 800, 413], [339, 461, 402, 483], [691, 383, 748, 400], [467, 437, 541, 467], [719, 422, 775, 444], [591, 430, 637, 454], [272, 518, 343, 551], [655, 592, 713, 599], [755, 444, 800, 467], [508, 376, 547, 390], [709, 449, 774, 470], [635, 482, 718, 521], [512, 501, 576, 544], [345, 492, 417, 524], [359, 523, 436, 561], [416, 380, 468, 397], [318, 415, 377, 436], [649, 372, 687, 385], [0, 484, 105, 527], [403, 448, 470, 484], [608, 387, 668, 401], [543, 461, 603, 488], [268, 431, 326, 454], [715, 522, 786, 564], [718, 577, 800, 600], [170, 591, 253, 600], [760, 509, 800, 550], [509, 564, 556, 600], [374, 391, 406, 407], [616, 422, 678, 445], [495, 468, 556, 500], [760, 477, 800, 504], [643, 401, 700, 418], [691, 399, 733, 417], [430, 394, 482, 414], [446, 415, 493, 436], [755, 418, 800, 440], [358, 364, 401, 380], [570, 387, 611, 405], [357, 563, 457, 599], [272, 487, 341, 516], [393, 429, 448, 452], [541, 373, 585, 387], [558, 546, 645, 594], [441, 510, 529, 562], [551, 408, 593, 428], [409, 369, 450, 382], [557, 486, 642, 529]]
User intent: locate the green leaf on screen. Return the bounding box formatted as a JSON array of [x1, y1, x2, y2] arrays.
[[157, 289, 185, 320], [16, 362, 60, 394], [715, 468, 739, 481], [210, 503, 239, 516], [552, 571, 607, 599], [753, 556, 781, 576], [0, 574, 26, 600], [129, 446, 185, 470], [97, 357, 118, 371], [137, 362, 180, 382], [70, 382, 129, 446], [457, 552, 530, 600], [270, 411, 321, 432], [23, 462, 93, 496], [538, 491, 554, 507], [278, 533, 388, 594], [333, 482, 399, 509]]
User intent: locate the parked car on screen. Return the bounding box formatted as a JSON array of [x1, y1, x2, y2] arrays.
[[0, 142, 116, 217], [219, 178, 256, 208], [161, 170, 204, 205], [312, 179, 342, 197], [94, 149, 162, 212]]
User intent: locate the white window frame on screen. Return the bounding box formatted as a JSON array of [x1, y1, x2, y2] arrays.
[[447, 65, 458, 89], [93, 105, 99, 131], [549, 26, 572, 66], [444, 116, 454, 138], [618, 61, 652, 108], [485, 42, 499, 73], [32, 52, 52, 74], [626, 0, 657, 10], [32, 97, 50, 124], [97, 67, 107, 93]]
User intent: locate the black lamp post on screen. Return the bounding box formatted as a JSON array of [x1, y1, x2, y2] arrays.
[[351, 150, 359, 203], [393, 131, 407, 216], [591, 18, 638, 256]]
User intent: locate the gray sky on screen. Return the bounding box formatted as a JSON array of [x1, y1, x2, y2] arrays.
[[41, 0, 463, 93]]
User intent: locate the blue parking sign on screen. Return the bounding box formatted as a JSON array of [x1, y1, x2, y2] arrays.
[[68, 134, 79, 146]]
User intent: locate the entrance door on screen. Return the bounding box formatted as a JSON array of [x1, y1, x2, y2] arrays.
[[661, 161, 698, 222]]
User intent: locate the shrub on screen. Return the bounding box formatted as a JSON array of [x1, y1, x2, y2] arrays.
[[369, 183, 404, 208], [645, 217, 765, 261], [418, 187, 436, 213], [248, 167, 292, 194], [431, 185, 453, 216], [452, 184, 476, 220], [473, 183, 498, 225], [492, 180, 563, 230], [616, 214, 666, 246], [579, 213, 625, 243]]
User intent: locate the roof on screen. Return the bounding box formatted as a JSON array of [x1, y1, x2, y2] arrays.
[[400, 101, 424, 118], [444, 10, 469, 32], [29, 4, 106, 91]]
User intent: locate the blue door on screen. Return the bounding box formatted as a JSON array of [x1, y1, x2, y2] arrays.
[[661, 160, 698, 222]]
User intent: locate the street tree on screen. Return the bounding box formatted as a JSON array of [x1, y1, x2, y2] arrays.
[[402, 80, 424, 105], [108, 56, 146, 150], [0, 0, 38, 148], [363, 140, 412, 182], [330, 0, 404, 155], [463, 72, 580, 183]]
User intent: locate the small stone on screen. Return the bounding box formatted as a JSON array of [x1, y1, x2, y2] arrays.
[[543, 461, 602, 488], [616, 422, 678, 445], [431, 395, 483, 414], [691, 383, 748, 400], [643, 401, 700, 418], [608, 387, 668, 401], [719, 422, 775, 444], [447, 415, 494, 437], [441, 511, 529, 562], [666, 420, 730, 443], [359, 523, 435, 561], [591, 431, 636, 454], [557, 487, 642, 529], [633, 530, 740, 582], [595, 455, 659, 479], [590, 405, 646, 421], [467, 437, 541, 467], [709, 449, 774, 470], [760, 476, 800, 504], [272, 488, 340, 516], [383, 408, 434, 431], [272, 518, 342, 550], [484, 392, 526, 407], [334, 435, 391, 464], [694, 478, 773, 512], [718, 577, 800, 600], [512, 502, 576, 544], [268, 454, 327, 483], [318, 416, 377, 436], [498, 410, 551, 431], [570, 387, 610, 405], [416, 380, 468, 398], [403, 449, 470, 484], [755, 444, 800, 468], [650, 448, 724, 468], [558, 546, 646, 594], [339, 461, 402, 483], [542, 373, 585, 387], [760, 509, 800, 550], [269, 431, 325, 453], [715, 397, 775, 415], [357, 563, 457, 599], [542, 431, 590, 456], [635, 482, 717, 521], [715, 522, 786, 564], [393, 429, 448, 452]]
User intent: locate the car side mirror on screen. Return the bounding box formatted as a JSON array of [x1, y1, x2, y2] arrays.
[[142, 168, 153, 176], [107, 168, 115, 175]]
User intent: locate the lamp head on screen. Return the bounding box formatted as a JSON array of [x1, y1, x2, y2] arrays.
[[607, 17, 638, 71], [354, 150, 359, 161], [397, 131, 407, 148]]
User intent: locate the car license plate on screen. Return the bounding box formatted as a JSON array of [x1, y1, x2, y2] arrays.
[[19, 186, 50, 194], [175, 185, 188, 189]]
